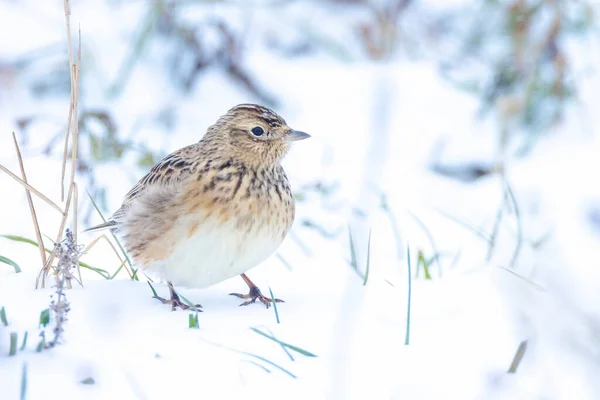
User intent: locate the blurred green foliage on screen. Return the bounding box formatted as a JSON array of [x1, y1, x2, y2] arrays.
[[1, 0, 595, 203], [437, 0, 593, 152]]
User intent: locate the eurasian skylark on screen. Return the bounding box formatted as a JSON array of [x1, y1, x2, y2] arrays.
[[85, 104, 309, 310]]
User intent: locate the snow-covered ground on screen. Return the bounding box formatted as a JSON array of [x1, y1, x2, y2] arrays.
[[1, 1, 600, 399]]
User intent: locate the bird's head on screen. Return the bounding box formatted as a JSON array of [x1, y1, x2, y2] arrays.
[[204, 104, 310, 166]]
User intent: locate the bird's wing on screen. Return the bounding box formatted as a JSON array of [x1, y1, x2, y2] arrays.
[[84, 143, 201, 233]]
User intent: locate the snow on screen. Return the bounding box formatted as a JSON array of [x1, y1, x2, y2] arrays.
[[2, 1, 600, 399]]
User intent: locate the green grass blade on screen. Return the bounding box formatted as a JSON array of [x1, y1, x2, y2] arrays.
[[109, 265, 124, 279], [86, 189, 108, 224], [507, 340, 528, 373], [188, 313, 199, 329], [147, 282, 158, 298], [0, 234, 111, 279], [9, 332, 18, 356], [268, 327, 294, 361], [497, 266, 545, 291], [25, 234, 54, 249], [78, 263, 111, 279], [486, 201, 505, 261], [268, 287, 280, 324], [250, 327, 317, 357], [257, 326, 294, 361], [244, 352, 297, 378], [20, 362, 27, 400], [434, 207, 492, 245], [86, 190, 136, 279], [275, 253, 293, 271], [405, 245, 412, 346], [348, 228, 365, 280], [348, 228, 357, 270], [20, 331, 28, 351], [202, 338, 297, 379], [417, 250, 432, 280], [177, 292, 200, 312], [363, 229, 372, 286], [406, 211, 443, 278], [39, 309, 50, 328], [530, 230, 552, 249], [504, 181, 523, 267], [0, 306, 8, 326], [0, 235, 38, 246], [241, 359, 272, 373], [0, 255, 21, 273], [35, 337, 45, 353]]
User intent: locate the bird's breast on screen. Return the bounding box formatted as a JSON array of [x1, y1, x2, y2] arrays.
[[126, 165, 296, 288], [182, 165, 295, 239], [144, 210, 287, 288]]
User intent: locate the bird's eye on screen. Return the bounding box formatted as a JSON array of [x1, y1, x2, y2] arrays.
[[251, 126, 264, 136]]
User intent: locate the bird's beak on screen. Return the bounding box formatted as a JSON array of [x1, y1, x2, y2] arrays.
[[285, 129, 311, 142]]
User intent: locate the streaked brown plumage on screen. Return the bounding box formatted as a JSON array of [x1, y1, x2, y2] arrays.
[[85, 104, 310, 310]]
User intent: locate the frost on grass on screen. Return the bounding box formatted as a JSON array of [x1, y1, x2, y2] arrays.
[[42, 229, 83, 348]]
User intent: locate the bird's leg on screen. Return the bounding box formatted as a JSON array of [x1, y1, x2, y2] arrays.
[[229, 273, 285, 309], [154, 281, 203, 312]]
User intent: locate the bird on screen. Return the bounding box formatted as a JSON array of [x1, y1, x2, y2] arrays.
[[84, 104, 310, 311]]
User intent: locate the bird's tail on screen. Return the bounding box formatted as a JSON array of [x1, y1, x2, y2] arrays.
[[83, 220, 118, 233]]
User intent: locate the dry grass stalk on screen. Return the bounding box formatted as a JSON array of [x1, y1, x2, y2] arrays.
[[0, 164, 64, 215], [60, 1, 77, 202], [35, 0, 82, 288], [11, 132, 47, 268], [36, 182, 79, 288], [60, 94, 73, 203], [0, 0, 83, 289], [78, 234, 133, 279]]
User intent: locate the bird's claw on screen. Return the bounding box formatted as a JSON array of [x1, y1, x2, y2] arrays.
[[154, 286, 202, 312], [154, 295, 203, 312], [229, 286, 284, 309]]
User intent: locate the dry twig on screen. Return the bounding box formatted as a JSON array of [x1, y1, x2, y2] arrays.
[[11, 132, 47, 268]]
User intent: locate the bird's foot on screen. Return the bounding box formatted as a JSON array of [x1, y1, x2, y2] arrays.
[[154, 282, 202, 312], [154, 295, 202, 311], [229, 285, 285, 309]]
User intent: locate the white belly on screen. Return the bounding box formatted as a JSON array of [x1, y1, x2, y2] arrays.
[[142, 215, 283, 288]]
